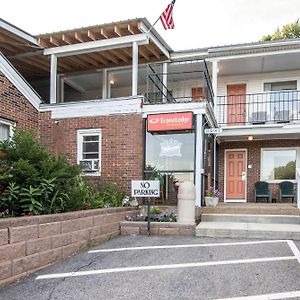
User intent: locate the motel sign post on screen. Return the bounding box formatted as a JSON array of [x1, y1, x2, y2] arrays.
[[131, 180, 160, 235]]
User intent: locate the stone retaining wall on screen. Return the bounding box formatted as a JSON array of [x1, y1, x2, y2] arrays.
[[0, 207, 138, 288], [120, 221, 196, 236]]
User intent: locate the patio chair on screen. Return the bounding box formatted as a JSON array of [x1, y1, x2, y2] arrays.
[[279, 181, 296, 203], [254, 181, 272, 203]]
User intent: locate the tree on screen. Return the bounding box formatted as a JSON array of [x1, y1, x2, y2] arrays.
[[260, 19, 300, 42]]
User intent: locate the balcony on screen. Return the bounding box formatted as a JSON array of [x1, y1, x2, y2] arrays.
[[216, 90, 300, 127], [145, 59, 214, 107]]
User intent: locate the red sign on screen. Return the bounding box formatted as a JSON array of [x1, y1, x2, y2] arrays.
[[147, 112, 193, 132]]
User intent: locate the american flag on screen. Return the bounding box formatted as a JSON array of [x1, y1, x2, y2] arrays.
[[160, 0, 176, 30]]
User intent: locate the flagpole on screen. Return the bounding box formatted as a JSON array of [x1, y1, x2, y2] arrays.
[[147, 15, 161, 33]]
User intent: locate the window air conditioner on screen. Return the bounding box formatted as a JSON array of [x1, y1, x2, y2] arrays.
[[79, 160, 99, 172]]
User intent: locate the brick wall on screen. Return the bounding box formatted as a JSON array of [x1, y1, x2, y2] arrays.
[[0, 207, 138, 288], [218, 139, 300, 202], [38, 112, 144, 191], [0, 72, 38, 129]]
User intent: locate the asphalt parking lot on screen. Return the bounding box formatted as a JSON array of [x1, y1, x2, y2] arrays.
[[0, 236, 299, 300]]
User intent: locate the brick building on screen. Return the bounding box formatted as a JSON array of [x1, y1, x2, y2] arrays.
[[1, 18, 300, 208]]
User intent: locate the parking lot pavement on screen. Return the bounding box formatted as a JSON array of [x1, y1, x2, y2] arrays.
[[0, 236, 300, 300]]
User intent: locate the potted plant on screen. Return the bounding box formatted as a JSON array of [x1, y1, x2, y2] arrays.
[[205, 187, 221, 207]]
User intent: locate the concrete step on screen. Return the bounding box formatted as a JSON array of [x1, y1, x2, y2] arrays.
[[196, 222, 300, 240], [201, 214, 300, 224], [203, 203, 299, 215]]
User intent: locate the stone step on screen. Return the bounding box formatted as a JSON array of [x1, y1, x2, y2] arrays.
[[195, 222, 300, 240], [201, 214, 300, 224]]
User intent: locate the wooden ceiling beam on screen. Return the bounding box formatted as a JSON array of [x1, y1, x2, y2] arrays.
[[114, 26, 124, 37], [62, 34, 77, 45], [62, 56, 88, 69], [50, 36, 63, 47], [77, 54, 103, 68], [88, 52, 109, 66], [127, 24, 139, 35], [100, 28, 110, 39], [38, 37, 51, 48], [145, 44, 160, 59], [74, 32, 88, 43], [87, 30, 99, 41], [100, 51, 119, 64], [15, 56, 50, 72], [139, 47, 150, 61], [110, 49, 129, 63], [120, 47, 132, 58]]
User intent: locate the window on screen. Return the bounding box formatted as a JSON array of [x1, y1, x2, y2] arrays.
[[77, 129, 101, 175], [264, 80, 297, 92], [261, 149, 297, 181], [0, 119, 13, 142]]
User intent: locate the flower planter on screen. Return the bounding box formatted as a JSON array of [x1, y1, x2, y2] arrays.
[[205, 196, 219, 207]]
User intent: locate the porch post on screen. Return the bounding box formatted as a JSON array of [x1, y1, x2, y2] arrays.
[[212, 60, 218, 105], [195, 114, 203, 207], [50, 54, 57, 104], [132, 42, 138, 96], [162, 62, 168, 103], [102, 69, 108, 99], [297, 169, 300, 209]]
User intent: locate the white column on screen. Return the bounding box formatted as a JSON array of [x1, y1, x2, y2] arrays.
[[102, 69, 108, 99], [132, 42, 138, 96], [60, 76, 64, 103], [212, 60, 218, 106], [195, 114, 203, 207], [162, 62, 168, 103], [297, 168, 300, 209], [50, 54, 57, 104]]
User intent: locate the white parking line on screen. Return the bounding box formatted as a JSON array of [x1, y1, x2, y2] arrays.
[[88, 240, 289, 253], [36, 255, 296, 280], [216, 290, 300, 300], [287, 240, 300, 263]]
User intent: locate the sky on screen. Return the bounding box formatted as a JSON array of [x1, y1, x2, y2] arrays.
[[2, 0, 300, 51]]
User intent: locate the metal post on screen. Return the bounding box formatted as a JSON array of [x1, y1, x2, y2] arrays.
[[212, 60, 218, 107], [50, 54, 57, 104], [147, 197, 151, 235], [213, 136, 217, 190], [132, 42, 138, 96], [102, 69, 108, 99], [162, 62, 168, 102], [297, 169, 300, 209], [195, 114, 203, 207]]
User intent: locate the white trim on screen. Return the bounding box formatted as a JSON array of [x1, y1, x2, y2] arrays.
[[0, 19, 39, 46], [77, 128, 102, 176], [224, 149, 248, 203], [132, 42, 138, 96], [50, 54, 57, 104], [260, 147, 299, 182], [40, 96, 143, 119], [0, 118, 15, 141], [195, 114, 203, 207], [44, 34, 149, 57], [0, 53, 41, 110], [139, 23, 170, 58], [216, 291, 300, 300]]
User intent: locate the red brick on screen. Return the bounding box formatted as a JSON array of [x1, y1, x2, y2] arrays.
[[0, 261, 12, 281], [0, 229, 9, 245], [51, 233, 72, 248], [61, 219, 80, 234], [0, 242, 26, 263], [26, 237, 52, 255], [39, 222, 60, 238], [39, 248, 62, 266], [12, 253, 40, 276], [9, 225, 38, 243]]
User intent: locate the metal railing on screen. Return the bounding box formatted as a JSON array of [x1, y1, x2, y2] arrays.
[[216, 90, 300, 126], [145, 59, 214, 106]]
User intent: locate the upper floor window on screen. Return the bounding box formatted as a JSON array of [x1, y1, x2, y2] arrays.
[[77, 129, 101, 175], [264, 80, 297, 92], [0, 119, 14, 142]]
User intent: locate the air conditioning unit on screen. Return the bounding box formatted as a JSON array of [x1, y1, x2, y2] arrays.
[[79, 160, 99, 172]]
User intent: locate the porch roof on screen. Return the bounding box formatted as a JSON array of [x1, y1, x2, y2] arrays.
[[5, 18, 171, 81]]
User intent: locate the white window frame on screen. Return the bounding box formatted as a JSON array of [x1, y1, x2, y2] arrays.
[[77, 128, 102, 176], [260, 147, 300, 183], [0, 118, 14, 141]]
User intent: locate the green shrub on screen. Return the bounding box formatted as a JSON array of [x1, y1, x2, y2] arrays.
[[0, 129, 92, 216]]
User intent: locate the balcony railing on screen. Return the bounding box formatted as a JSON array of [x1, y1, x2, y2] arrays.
[[216, 90, 300, 126], [145, 59, 214, 106]]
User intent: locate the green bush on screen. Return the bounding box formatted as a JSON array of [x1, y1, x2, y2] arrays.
[[0, 129, 92, 216]]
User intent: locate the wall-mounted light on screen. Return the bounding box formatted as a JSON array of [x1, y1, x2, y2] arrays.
[[248, 136, 253, 141], [217, 68, 220, 73], [109, 79, 115, 85]]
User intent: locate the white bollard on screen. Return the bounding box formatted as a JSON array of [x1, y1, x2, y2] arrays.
[[177, 181, 196, 224]]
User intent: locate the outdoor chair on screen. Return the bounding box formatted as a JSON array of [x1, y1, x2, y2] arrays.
[[254, 181, 272, 203], [279, 181, 296, 203]]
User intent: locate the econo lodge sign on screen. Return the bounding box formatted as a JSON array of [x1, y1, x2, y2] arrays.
[[147, 112, 193, 132]]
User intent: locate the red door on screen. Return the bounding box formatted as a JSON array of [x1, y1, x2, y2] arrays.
[[191, 87, 203, 102], [226, 151, 246, 201], [227, 84, 246, 125]]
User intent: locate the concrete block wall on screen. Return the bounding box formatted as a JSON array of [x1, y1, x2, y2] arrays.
[[0, 207, 138, 288]]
